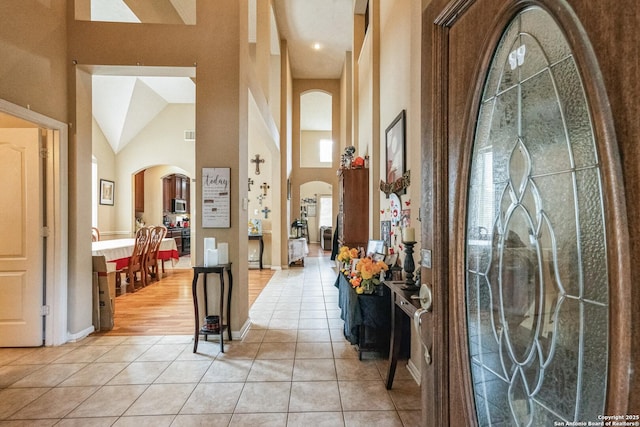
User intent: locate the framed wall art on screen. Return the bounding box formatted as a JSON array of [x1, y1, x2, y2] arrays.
[[385, 110, 406, 185], [381, 220, 392, 249], [202, 167, 231, 228], [99, 179, 114, 206], [307, 204, 317, 217]]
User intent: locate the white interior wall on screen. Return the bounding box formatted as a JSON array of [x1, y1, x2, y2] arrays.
[[111, 104, 195, 235], [92, 117, 117, 238], [248, 92, 279, 267], [300, 130, 333, 167], [377, 0, 423, 379]]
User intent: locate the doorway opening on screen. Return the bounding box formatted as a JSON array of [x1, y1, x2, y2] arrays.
[[0, 101, 68, 347]]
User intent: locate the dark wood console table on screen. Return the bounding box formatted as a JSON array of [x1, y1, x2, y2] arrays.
[[191, 264, 233, 353], [248, 234, 264, 269], [384, 280, 420, 389]]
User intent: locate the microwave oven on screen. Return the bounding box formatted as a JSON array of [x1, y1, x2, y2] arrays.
[[172, 198, 187, 213]]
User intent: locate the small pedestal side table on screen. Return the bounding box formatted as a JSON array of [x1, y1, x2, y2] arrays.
[[191, 263, 233, 353], [248, 234, 264, 269]]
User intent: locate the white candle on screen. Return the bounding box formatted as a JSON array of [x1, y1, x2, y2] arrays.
[[218, 242, 229, 264], [204, 238, 216, 266], [204, 237, 216, 252], [205, 248, 219, 267], [403, 227, 415, 242]]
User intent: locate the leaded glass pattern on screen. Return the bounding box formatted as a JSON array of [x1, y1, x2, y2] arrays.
[[466, 7, 608, 426]]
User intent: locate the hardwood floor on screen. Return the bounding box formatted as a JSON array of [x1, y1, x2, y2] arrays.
[[96, 243, 329, 336], [101, 269, 197, 336], [248, 268, 275, 307]]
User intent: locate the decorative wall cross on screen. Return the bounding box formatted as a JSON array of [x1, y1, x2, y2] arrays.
[[257, 194, 264, 206], [261, 206, 271, 219], [251, 154, 265, 175], [248, 178, 254, 192], [260, 182, 270, 196]]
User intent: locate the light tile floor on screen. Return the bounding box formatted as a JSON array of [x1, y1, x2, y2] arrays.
[[0, 256, 420, 426]]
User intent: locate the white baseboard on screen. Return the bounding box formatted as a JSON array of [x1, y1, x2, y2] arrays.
[[407, 358, 421, 385], [270, 265, 282, 271], [233, 318, 251, 340], [66, 325, 95, 343]]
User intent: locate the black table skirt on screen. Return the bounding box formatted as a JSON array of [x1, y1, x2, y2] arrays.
[[335, 274, 391, 345]]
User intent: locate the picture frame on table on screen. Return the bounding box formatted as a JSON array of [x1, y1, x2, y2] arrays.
[[350, 258, 360, 274], [366, 239, 385, 257], [390, 266, 403, 281], [372, 253, 385, 263], [385, 110, 406, 188], [99, 179, 115, 206], [385, 253, 399, 269]]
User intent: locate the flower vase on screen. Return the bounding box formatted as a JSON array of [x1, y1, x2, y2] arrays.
[[375, 284, 385, 297], [362, 282, 375, 295]]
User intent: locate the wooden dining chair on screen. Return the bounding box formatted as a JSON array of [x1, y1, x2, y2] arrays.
[[116, 227, 151, 293], [91, 227, 100, 242], [145, 225, 167, 283]]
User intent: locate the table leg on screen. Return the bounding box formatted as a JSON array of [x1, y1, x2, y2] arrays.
[[192, 272, 200, 353], [386, 304, 404, 389], [219, 270, 225, 352], [226, 267, 233, 341], [259, 236, 264, 270], [203, 274, 210, 342]]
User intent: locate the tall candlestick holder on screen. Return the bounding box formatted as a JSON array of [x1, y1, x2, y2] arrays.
[[402, 240, 418, 290]]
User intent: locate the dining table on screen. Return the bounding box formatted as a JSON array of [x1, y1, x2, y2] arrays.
[[91, 238, 179, 270]]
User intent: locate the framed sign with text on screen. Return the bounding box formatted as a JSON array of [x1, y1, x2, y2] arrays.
[[202, 167, 230, 228]]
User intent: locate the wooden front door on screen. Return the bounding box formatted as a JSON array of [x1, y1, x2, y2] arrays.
[[420, 0, 638, 425]]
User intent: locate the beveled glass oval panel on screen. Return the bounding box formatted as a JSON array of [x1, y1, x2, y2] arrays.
[[465, 6, 608, 426]]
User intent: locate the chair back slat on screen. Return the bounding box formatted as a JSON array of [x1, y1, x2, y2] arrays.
[[130, 227, 151, 268], [146, 225, 167, 266]]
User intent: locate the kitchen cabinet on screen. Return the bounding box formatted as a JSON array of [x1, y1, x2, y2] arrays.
[[166, 227, 190, 256], [162, 174, 190, 213], [167, 229, 183, 255], [175, 175, 189, 201], [163, 177, 173, 212], [338, 168, 369, 248], [135, 170, 144, 213]]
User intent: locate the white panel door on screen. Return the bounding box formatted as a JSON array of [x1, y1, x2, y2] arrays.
[[0, 128, 43, 347]]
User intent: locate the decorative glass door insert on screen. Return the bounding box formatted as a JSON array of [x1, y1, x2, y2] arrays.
[[465, 7, 608, 426]]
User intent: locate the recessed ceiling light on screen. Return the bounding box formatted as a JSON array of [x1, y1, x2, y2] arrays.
[[313, 43, 321, 50]]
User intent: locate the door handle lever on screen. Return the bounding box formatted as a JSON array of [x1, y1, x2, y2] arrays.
[[410, 283, 432, 311], [412, 285, 433, 366], [413, 308, 432, 365]]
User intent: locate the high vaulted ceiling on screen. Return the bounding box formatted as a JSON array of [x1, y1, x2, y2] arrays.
[[90, 0, 354, 153], [273, 0, 353, 79]]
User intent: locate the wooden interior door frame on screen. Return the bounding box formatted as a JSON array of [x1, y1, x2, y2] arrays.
[[420, 0, 465, 424], [0, 99, 69, 347], [421, 0, 634, 425]]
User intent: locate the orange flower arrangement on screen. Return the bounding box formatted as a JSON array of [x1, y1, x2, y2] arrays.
[[337, 246, 359, 271], [349, 256, 388, 295]]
